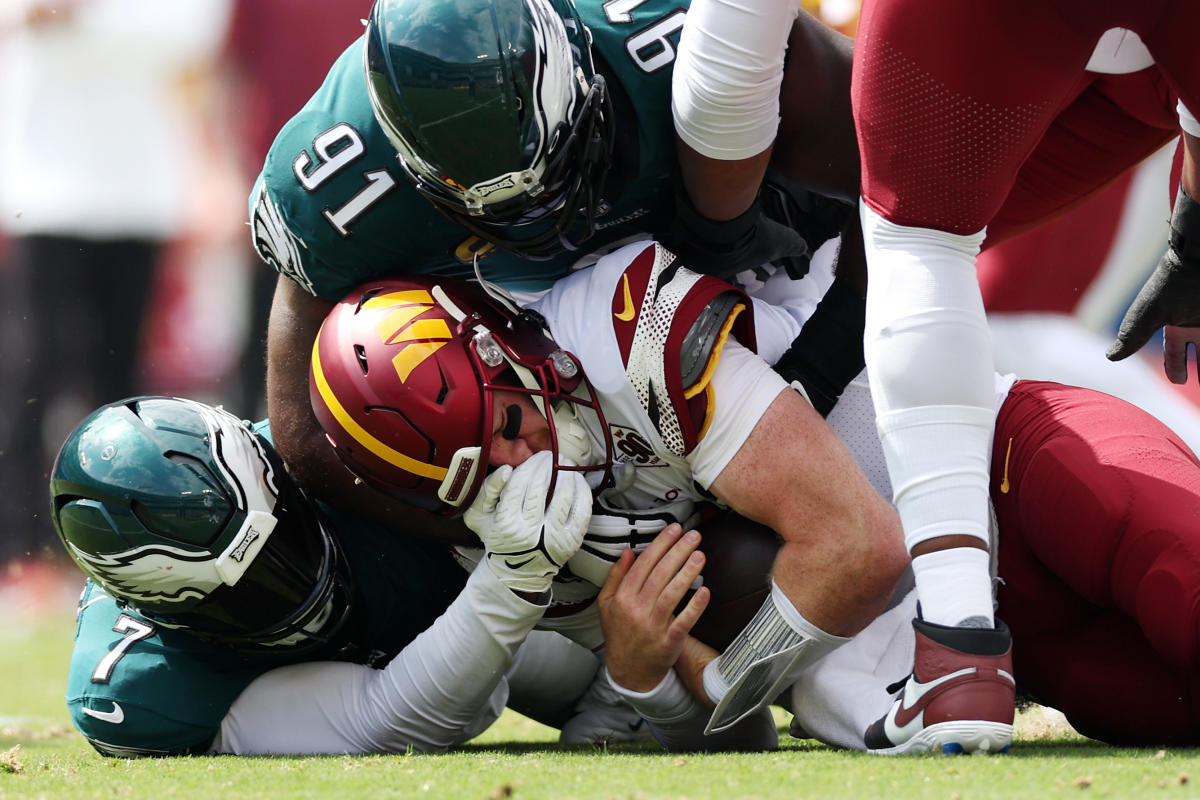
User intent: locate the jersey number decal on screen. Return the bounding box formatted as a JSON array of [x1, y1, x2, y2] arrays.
[[293, 122, 398, 238], [91, 615, 156, 684], [603, 0, 686, 75]]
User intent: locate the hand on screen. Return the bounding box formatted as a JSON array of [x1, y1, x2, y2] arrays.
[[463, 451, 592, 595], [1108, 185, 1200, 380], [663, 189, 811, 282], [597, 524, 710, 693]]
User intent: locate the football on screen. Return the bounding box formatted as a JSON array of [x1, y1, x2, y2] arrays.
[[686, 511, 780, 651]]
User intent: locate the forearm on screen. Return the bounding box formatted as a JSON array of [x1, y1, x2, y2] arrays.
[[672, 0, 795, 219], [211, 565, 546, 755]]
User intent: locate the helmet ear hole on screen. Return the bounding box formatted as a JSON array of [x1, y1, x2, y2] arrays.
[[354, 344, 370, 375]]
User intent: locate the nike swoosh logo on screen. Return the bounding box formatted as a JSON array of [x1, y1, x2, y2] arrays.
[[82, 701, 125, 725], [614, 274, 636, 322], [999, 437, 1014, 494], [504, 555, 537, 570], [890, 667, 976, 730]]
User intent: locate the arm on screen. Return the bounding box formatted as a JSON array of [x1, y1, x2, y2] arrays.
[[266, 275, 477, 543], [703, 349, 906, 638], [213, 453, 593, 755], [209, 564, 546, 755], [674, 2, 859, 221]]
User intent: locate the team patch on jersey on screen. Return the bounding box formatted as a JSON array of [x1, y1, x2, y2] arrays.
[[251, 184, 316, 295], [609, 424, 665, 466]]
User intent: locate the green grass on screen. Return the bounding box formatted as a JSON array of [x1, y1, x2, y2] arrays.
[[3, 605, 1200, 800]]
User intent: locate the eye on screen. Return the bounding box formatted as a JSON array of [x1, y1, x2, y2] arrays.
[[501, 404, 522, 441]]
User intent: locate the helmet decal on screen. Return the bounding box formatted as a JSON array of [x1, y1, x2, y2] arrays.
[[66, 539, 222, 605], [311, 326, 451, 483], [363, 289, 453, 381]]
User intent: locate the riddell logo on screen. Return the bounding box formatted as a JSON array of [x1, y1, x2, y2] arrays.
[[610, 425, 663, 466], [362, 290, 454, 382]]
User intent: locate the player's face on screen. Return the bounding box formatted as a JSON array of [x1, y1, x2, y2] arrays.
[[488, 390, 552, 467]]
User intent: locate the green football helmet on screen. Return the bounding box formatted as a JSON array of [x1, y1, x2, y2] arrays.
[[49, 397, 354, 655], [365, 0, 614, 259]]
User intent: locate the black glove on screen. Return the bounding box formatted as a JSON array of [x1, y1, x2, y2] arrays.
[[663, 188, 812, 282], [759, 173, 855, 278], [1108, 184, 1200, 361], [772, 278, 866, 417]]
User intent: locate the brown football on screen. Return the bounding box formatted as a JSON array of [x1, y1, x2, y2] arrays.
[[687, 511, 780, 651]]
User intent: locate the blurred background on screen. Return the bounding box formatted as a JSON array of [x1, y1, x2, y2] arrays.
[[0, 0, 372, 611], [0, 0, 1190, 622]]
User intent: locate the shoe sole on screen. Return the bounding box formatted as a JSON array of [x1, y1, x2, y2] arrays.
[[867, 720, 1013, 756]]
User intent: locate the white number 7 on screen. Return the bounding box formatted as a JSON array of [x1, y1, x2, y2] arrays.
[[92, 615, 156, 684]]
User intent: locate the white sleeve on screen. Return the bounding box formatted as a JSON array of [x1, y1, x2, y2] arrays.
[[1179, 101, 1200, 138], [671, 0, 799, 160], [605, 668, 777, 751], [687, 337, 789, 489], [208, 564, 547, 755]]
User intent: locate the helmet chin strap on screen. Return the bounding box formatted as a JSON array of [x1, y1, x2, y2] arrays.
[[472, 251, 524, 316]]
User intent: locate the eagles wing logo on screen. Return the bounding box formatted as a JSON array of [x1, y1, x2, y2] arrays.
[[251, 184, 315, 295], [68, 542, 221, 605]]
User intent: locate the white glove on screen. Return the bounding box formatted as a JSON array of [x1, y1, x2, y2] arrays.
[[463, 451, 592, 594]]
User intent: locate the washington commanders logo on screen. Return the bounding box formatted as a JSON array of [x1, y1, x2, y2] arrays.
[[610, 425, 663, 466], [363, 290, 454, 382]]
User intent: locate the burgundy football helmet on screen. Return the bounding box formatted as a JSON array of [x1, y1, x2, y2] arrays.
[[310, 276, 612, 514]]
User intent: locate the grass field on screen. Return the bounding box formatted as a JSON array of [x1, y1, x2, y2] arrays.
[[2, 580, 1199, 800]]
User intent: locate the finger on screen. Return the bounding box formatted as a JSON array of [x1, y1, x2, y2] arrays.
[[474, 465, 512, 513], [643, 528, 703, 601], [1107, 308, 1159, 362], [668, 584, 711, 640], [1164, 332, 1191, 384], [622, 523, 684, 591], [597, 546, 636, 607], [563, 472, 594, 533], [656, 548, 706, 620]]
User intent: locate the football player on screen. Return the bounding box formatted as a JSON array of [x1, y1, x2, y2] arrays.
[[54, 396, 625, 756], [312, 240, 1200, 752], [671, 0, 1200, 754], [308, 241, 910, 748], [249, 0, 859, 542]]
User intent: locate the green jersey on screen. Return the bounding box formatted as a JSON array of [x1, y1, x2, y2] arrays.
[[65, 471, 467, 756], [249, 0, 689, 297]]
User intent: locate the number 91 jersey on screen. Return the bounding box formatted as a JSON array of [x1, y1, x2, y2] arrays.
[[249, 0, 689, 301]]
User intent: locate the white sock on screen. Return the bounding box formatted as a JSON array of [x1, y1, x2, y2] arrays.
[[912, 547, 994, 627]]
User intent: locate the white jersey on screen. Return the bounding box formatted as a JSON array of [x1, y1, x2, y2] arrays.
[[529, 239, 1021, 750], [533, 240, 788, 512]]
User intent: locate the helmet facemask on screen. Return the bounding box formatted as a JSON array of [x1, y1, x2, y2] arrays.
[[461, 326, 609, 503]]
